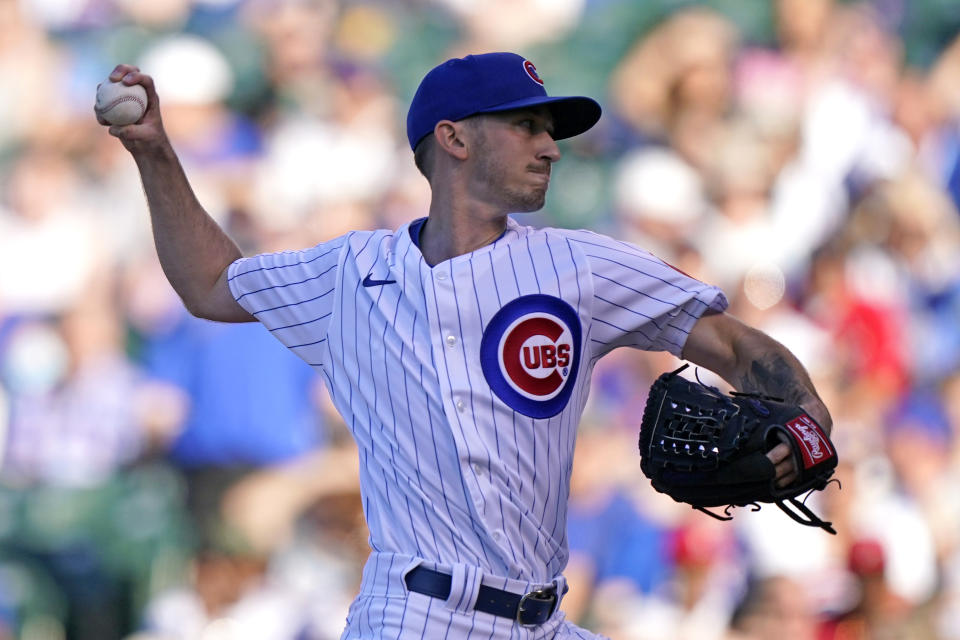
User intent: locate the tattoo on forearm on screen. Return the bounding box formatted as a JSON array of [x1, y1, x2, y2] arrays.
[[736, 354, 812, 405]]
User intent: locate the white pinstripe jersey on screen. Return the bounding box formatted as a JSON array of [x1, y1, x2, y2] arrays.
[[227, 216, 727, 638]]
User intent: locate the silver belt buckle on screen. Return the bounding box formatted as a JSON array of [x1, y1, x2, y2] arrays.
[[516, 586, 557, 627]]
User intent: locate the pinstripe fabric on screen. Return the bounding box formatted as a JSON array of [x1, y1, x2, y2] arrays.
[[227, 217, 727, 638]]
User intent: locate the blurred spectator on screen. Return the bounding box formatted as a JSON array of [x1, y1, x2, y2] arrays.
[[0, 1, 65, 151], [740, 2, 913, 279], [924, 32, 960, 211], [697, 119, 782, 293], [609, 7, 739, 164], [112, 0, 193, 31], [242, 0, 339, 113], [444, 0, 586, 52], [803, 239, 910, 402], [138, 34, 255, 164], [728, 575, 819, 640], [0, 295, 190, 639], [564, 423, 673, 638], [0, 146, 105, 315], [773, 0, 834, 73], [122, 251, 325, 460], [819, 538, 937, 640], [883, 391, 960, 557], [842, 405, 942, 611], [612, 146, 707, 266], [1, 301, 180, 485], [122, 251, 331, 524]]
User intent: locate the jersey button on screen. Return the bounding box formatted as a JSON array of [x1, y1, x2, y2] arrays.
[[445, 335, 457, 347], [456, 400, 465, 412], [436, 271, 448, 280], [492, 530, 504, 542]]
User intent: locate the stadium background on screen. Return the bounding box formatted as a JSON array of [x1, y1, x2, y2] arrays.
[[2, 0, 960, 638]]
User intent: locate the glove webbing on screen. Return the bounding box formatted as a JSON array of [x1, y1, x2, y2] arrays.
[[776, 496, 836, 534], [693, 492, 836, 534]]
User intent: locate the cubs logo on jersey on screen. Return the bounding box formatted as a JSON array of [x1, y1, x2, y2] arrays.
[[480, 294, 581, 418]]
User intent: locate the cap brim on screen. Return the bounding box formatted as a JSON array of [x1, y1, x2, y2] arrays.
[[477, 95, 602, 140]]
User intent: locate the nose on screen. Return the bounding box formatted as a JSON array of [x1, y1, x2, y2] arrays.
[[538, 132, 561, 163]]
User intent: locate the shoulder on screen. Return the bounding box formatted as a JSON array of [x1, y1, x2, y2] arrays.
[[530, 225, 660, 262], [227, 230, 372, 292], [341, 228, 388, 253], [344, 224, 415, 255]]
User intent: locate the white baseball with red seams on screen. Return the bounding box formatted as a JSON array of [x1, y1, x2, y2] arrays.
[[95, 79, 147, 126]]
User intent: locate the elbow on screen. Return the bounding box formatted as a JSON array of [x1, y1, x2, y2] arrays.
[[180, 296, 211, 320], [682, 311, 747, 381], [178, 286, 254, 324], [179, 289, 222, 321]]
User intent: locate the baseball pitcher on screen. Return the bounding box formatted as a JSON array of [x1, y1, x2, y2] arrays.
[[98, 52, 834, 639]]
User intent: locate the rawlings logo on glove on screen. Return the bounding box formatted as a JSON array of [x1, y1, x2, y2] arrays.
[[785, 415, 833, 467], [638, 365, 839, 534]]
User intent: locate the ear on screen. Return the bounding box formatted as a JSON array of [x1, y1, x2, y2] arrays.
[[433, 120, 470, 161]]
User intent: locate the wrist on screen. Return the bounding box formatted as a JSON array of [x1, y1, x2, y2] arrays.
[[131, 138, 176, 162], [801, 397, 832, 435]]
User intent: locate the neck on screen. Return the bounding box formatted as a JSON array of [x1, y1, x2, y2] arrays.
[[419, 192, 508, 266]]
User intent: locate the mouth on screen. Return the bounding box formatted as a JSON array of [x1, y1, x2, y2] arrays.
[[528, 166, 551, 184]]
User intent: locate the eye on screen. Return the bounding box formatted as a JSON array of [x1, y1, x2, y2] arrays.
[[518, 119, 534, 131]]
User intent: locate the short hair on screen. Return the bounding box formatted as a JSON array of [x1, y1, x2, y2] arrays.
[[413, 135, 435, 180]]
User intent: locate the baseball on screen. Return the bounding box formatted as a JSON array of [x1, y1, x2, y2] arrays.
[[95, 78, 147, 126]]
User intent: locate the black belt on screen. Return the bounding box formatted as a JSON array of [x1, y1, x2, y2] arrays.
[[404, 566, 561, 626]]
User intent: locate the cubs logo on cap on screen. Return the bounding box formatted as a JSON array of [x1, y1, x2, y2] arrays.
[[523, 60, 544, 85], [481, 294, 581, 418]]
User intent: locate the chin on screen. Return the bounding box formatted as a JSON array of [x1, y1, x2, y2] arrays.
[[507, 190, 547, 213], [511, 201, 546, 214]]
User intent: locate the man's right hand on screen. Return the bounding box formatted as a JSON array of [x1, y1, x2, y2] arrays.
[[93, 64, 253, 324], [95, 65, 167, 154]]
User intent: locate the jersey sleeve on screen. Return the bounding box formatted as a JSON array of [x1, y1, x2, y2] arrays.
[[226, 235, 349, 358], [566, 230, 728, 359]]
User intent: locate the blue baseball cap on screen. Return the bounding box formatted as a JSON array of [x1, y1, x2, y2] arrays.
[[406, 52, 602, 151]]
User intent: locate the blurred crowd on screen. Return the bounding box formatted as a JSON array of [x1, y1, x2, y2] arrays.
[[2, 0, 960, 638]]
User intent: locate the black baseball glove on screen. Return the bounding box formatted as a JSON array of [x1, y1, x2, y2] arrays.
[[638, 365, 839, 533]]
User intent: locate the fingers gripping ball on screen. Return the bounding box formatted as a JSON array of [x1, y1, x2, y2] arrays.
[[95, 79, 147, 126]]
